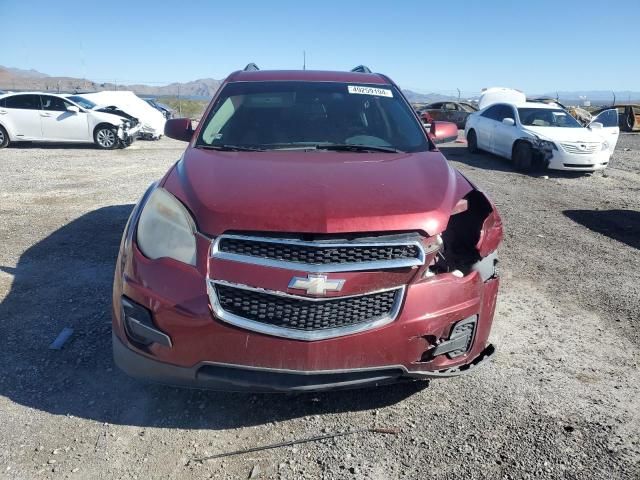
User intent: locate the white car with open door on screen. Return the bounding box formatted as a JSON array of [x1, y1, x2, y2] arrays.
[[465, 101, 619, 172], [0, 92, 141, 149]]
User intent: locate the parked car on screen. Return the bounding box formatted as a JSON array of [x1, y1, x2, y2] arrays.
[[144, 98, 174, 119], [112, 64, 503, 392], [416, 108, 434, 125], [465, 101, 619, 172], [0, 92, 140, 149], [419, 101, 478, 128], [592, 104, 640, 132]]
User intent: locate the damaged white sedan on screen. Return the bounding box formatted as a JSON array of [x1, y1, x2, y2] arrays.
[[465, 101, 619, 172], [0, 92, 140, 149]]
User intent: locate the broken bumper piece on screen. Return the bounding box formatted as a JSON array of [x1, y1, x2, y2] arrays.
[[113, 333, 495, 393]]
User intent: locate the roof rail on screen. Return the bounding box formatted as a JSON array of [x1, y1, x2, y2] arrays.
[[244, 63, 260, 71], [351, 65, 372, 74]]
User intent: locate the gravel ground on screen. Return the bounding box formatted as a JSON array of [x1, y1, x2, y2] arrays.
[[0, 134, 638, 479]]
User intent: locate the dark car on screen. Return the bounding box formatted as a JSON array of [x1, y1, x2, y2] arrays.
[[593, 104, 640, 132], [419, 101, 478, 129], [144, 98, 174, 119], [112, 64, 503, 392]]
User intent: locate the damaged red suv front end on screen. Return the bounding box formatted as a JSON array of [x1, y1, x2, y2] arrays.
[[112, 67, 503, 392]]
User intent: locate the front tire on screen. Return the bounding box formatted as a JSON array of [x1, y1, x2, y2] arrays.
[[94, 125, 118, 150], [512, 142, 533, 172], [0, 125, 9, 149], [624, 112, 634, 132], [467, 129, 479, 153]]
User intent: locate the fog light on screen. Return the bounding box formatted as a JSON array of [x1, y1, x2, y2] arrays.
[[122, 297, 172, 347], [431, 316, 477, 358]]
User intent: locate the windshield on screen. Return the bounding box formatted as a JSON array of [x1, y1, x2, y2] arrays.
[[517, 108, 581, 128], [68, 96, 96, 109], [196, 81, 429, 152]]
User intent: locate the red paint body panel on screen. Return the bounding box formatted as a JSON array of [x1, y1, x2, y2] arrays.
[[163, 149, 472, 237], [227, 70, 390, 85]]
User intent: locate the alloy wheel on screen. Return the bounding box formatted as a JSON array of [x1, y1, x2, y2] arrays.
[[97, 129, 116, 148]]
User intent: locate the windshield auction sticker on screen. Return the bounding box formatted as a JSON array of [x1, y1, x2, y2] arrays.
[[348, 85, 393, 97]]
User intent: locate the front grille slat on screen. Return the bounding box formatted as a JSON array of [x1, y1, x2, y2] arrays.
[[560, 142, 600, 154], [218, 238, 420, 265], [213, 283, 400, 333]]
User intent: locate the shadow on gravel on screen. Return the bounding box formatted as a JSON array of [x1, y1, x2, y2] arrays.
[[8, 142, 101, 150], [0, 205, 425, 430], [439, 145, 592, 179], [564, 209, 640, 250]]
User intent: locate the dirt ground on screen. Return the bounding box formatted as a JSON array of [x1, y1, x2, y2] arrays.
[[0, 134, 638, 480]]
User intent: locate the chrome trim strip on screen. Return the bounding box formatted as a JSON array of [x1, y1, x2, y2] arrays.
[[210, 233, 432, 272], [207, 280, 405, 341]]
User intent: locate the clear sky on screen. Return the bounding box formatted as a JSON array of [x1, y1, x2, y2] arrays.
[[1, 0, 638, 95]]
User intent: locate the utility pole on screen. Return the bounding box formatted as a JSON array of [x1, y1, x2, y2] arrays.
[[457, 88, 460, 100]]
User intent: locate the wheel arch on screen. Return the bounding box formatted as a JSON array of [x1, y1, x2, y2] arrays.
[[93, 122, 118, 136], [0, 120, 15, 141], [511, 138, 532, 159]]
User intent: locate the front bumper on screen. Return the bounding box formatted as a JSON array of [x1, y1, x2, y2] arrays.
[[112, 244, 500, 391], [547, 149, 610, 171], [113, 332, 495, 392], [118, 124, 141, 145]]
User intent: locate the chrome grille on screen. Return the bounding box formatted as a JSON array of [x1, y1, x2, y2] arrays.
[[560, 142, 600, 154], [208, 281, 404, 341], [211, 233, 428, 272]]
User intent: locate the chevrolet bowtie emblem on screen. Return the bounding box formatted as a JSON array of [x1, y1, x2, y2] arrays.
[[288, 274, 345, 295]]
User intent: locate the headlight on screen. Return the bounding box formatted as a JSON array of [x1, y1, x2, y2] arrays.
[[601, 141, 610, 151], [536, 140, 557, 151], [136, 188, 197, 265]]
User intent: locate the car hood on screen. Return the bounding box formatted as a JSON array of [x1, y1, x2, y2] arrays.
[[163, 148, 472, 237], [521, 126, 602, 143], [92, 105, 138, 122]]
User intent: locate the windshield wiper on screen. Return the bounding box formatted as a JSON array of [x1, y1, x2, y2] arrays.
[[196, 144, 266, 152], [312, 144, 404, 153]]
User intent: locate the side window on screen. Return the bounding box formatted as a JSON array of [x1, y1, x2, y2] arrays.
[[497, 105, 515, 122], [4, 94, 41, 110], [0, 97, 4, 108], [41, 96, 71, 111], [592, 109, 618, 128], [481, 105, 500, 120]]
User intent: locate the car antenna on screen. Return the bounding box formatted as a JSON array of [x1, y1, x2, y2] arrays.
[[303, 50, 306, 70], [351, 65, 372, 73], [244, 63, 260, 71]]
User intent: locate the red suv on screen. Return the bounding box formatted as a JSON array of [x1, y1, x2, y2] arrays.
[[112, 64, 503, 392]]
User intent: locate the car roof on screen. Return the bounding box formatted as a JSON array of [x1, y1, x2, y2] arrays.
[[227, 69, 390, 85], [0, 91, 65, 97], [486, 101, 558, 110]]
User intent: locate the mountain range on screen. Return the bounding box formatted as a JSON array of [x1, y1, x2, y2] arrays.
[[0, 66, 458, 103], [1, 66, 638, 105]]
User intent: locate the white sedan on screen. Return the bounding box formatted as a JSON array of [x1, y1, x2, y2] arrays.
[[0, 92, 140, 149], [465, 101, 619, 172]]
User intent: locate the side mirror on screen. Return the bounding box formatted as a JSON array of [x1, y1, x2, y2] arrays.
[[502, 117, 515, 126], [429, 121, 458, 144], [589, 121, 603, 130], [165, 118, 194, 142], [66, 105, 80, 114]]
